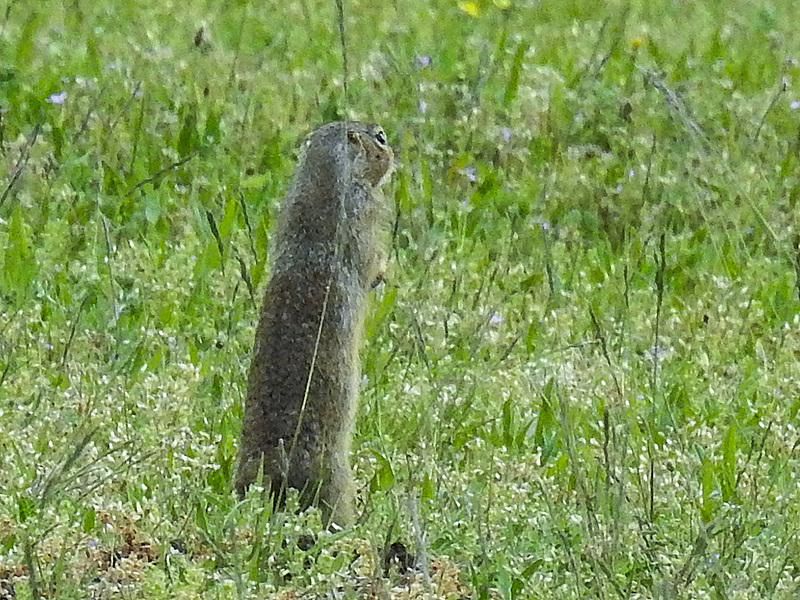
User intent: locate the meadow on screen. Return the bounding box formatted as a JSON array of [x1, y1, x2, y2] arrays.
[[1, 0, 800, 598]]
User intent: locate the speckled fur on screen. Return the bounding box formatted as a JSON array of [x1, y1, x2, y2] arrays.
[[235, 121, 393, 526]]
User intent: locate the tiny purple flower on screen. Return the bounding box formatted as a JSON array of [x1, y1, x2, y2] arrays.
[[790, 100, 800, 110], [463, 165, 477, 181], [46, 91, 67, 105], [417, 99, 428, 114], [415, 54, 432, 68], [490, 312, 505, 324], [533, 216, 550, 231], [500, 127, 512, 142]]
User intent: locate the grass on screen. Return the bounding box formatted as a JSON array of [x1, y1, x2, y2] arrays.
[[1, 0, 800, 597]]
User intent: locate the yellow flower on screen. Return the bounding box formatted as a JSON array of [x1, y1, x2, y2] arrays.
[[631, 38, 643, 50], [458, 1, 481, 16]]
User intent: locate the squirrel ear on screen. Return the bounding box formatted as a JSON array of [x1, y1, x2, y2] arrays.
[[346, 130, 359, 144]]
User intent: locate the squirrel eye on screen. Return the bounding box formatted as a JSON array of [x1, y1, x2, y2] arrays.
[[374, 130, 387, 145]]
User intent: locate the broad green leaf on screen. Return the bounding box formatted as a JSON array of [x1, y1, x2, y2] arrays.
[[720, 424, 737, 501], [81, 506, 96, 533], [3, 206, 36, 298], [369, 450, 395, 492], [503, 40, 529, 106]]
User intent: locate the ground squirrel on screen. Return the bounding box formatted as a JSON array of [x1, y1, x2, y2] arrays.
[[235, 121, 393, 526]]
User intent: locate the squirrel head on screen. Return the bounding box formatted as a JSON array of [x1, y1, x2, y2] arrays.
[[344, 123, 393, 187], [303, 121, 393, 188]]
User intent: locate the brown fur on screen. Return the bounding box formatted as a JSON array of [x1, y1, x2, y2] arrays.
[[235, 121, 393, 526]]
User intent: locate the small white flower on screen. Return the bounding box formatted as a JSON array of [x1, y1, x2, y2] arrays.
[[415, 54, 432, 68], [790, 100, 800, 110], [46, 91, 67, 104]]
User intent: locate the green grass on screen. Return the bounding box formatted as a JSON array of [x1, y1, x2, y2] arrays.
[[1, 0, 800, 597]]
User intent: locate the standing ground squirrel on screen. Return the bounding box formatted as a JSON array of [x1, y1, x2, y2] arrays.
[[235, 121, 393, 526]]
